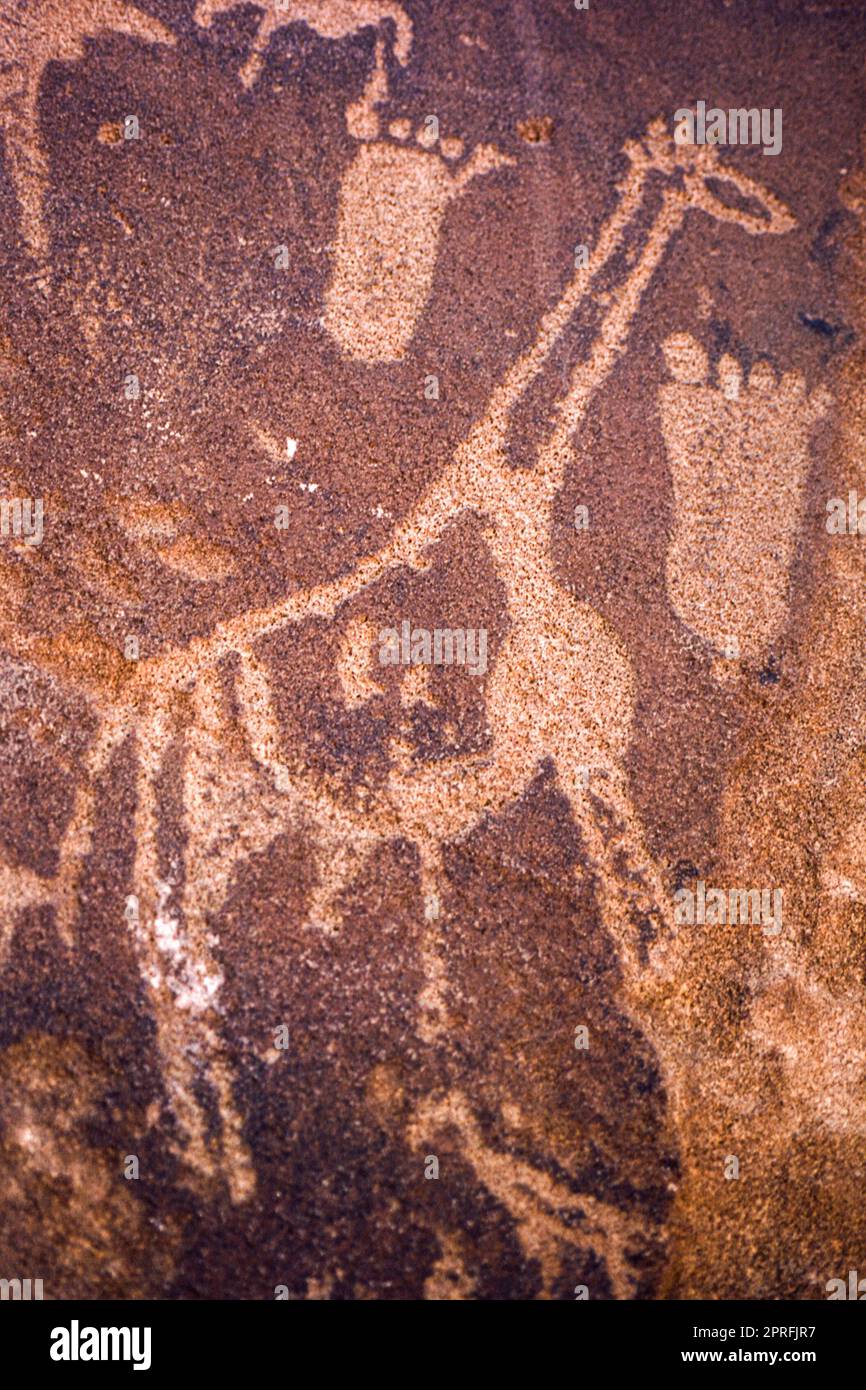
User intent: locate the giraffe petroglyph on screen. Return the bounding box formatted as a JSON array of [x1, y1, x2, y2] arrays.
[[0, 120, 804, 1274], [0, 4, 819, 1289]]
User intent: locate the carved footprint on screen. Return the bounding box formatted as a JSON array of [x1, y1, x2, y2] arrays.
[[324, 39, 513, 362], [659, 332, 829, 671]]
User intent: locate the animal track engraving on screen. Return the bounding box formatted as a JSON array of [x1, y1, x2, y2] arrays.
[[325, 37, 514, 361], [659, 332, 830, 671]]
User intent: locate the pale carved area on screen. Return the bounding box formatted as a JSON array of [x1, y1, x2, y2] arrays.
[[0, 5, 844, 1297], [323, 30, 515, 361], [659, 332, 830, 674]]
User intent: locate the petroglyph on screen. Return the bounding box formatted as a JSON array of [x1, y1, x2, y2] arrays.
[[652, 148, 866, 1293], [325, 36, 514, 361], [409, 1092, 654, 1298], [0, 0, 826, 1290], [0, 0, 857, 1308], [0, 1, 176, 259], [659, 333, 830, 671], [195, 2, 507, 363], [194, 0, 413, 88], [0, 120, 799, 1243], [324, 131, 513, 361]]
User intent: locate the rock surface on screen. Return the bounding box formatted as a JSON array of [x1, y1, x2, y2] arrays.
[[0, 0, 864, 1300]]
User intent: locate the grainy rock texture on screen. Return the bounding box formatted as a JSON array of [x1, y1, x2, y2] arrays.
[[0, 0, 864, 1300]]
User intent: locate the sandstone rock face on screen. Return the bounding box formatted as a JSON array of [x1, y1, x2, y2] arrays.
[[0, 0, 863, 1300]]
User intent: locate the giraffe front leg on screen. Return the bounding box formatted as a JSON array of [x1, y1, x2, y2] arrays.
[[179, 669, 259, 1203], [305, 832, 371, 936], [561, 755, 674, 995], [416, 837, 451, 1045], [127, 697, 236, 1197], [234, 646, 375, 937], [54, 706, 134, 945]]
